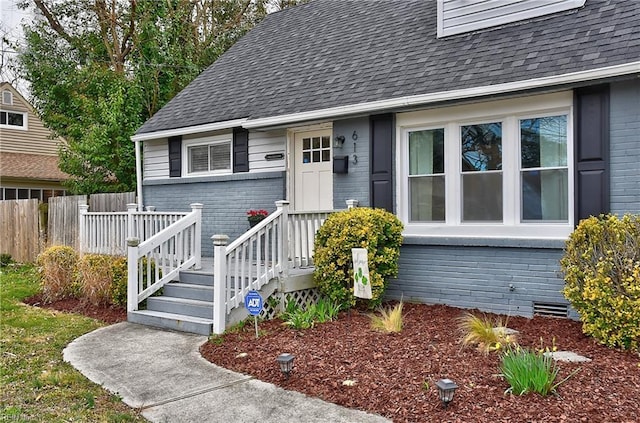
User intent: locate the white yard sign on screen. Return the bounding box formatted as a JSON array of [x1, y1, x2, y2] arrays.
[[352, 248, 372, 299]]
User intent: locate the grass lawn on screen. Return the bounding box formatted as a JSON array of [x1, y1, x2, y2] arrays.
[[0, 264, 144, 422]]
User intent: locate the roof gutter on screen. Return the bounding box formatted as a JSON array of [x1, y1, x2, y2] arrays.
[[243, 61, 640, 129], [131, 118, 248, 142]]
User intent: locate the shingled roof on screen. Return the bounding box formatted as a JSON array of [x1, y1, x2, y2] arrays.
[[137, 0, 640, 135]]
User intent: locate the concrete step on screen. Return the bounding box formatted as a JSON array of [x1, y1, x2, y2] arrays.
[[128, 310, 213, 336], [146, 296, 213, 319], [163, 282, 213, 302]]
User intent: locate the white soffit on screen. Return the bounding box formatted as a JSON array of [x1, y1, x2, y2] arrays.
[[131, 118, 247, 142]]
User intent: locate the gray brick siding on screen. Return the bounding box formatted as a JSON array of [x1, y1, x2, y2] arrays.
[[333, 117, 370, 208], [610, 79, 640, 214], [143, 172, 285, 255], [387, 242, 570, 318]]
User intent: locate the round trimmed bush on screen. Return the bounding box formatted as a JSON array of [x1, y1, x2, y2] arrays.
[[561, 214, 640, 351], [313, 207, 403, 309]]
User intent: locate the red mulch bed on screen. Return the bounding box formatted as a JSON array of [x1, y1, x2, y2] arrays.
[[25, 295, 639, 422], [200, 303, 640, 423], [23, 294, 127, 324]]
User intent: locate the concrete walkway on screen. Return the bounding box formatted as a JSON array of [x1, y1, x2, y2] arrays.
[[63, 322, 391, 423]]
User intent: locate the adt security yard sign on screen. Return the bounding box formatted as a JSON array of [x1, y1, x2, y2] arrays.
[[245, 290, 263, 316], [244, 290, 263, 339]]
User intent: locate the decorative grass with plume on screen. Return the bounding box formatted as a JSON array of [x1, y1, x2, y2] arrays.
[[370, 301, 404, 333], [458, 312, 516, 354]]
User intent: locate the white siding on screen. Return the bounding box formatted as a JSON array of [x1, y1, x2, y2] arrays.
[[141, 129, 286, 180], [437, 0, 586, 38], [143, 139, 169, 180], [249, 130, 286, 172]]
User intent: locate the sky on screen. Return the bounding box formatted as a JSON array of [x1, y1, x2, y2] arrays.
[[0, 0, 33, 94]]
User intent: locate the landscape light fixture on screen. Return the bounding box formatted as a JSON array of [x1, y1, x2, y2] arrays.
[[435, 378, 458, 408], [276, 353, 294, 379]]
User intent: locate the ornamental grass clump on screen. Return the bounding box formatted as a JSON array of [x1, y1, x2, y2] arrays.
[[76, 254, 116, 307], [561, 214, 640, 351], [458, 312, 516, 355], [37, 246, 78, 303], [313, 207, 403, 309], [499, 345, 577, 396], [370, 301, 403, 333]]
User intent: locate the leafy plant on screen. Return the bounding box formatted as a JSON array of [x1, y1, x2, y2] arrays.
[[37, 246, 79, 303], [280, 296, 342, 329], [561, 214, 640, 351], [370, 301, 404, 333], [458, 312, 516, 354], [313, 207, 403, 309], [1, 253, 13, 267], [499, 345, 576, 396]]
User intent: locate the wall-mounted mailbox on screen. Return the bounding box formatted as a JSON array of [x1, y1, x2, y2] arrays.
[[333, 156, 349, 174]]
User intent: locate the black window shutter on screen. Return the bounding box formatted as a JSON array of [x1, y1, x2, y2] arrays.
[[574, 85, 610, 224], [233, 127, 249, 173], [370, 114, 394, 212], [168, 136, 182, 178]]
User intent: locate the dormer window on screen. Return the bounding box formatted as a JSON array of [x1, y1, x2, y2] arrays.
[[437, 0, 587, 38]]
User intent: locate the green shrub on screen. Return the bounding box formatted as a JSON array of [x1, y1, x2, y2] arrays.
[[561, 214, 640, 351], [313, 207, 403, 309], [76, 254, 117, 306], [109, 257, 128, 307], [37, 246, 79, 303]]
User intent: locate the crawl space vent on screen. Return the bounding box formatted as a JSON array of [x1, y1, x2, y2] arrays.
[[533, 302, 568, 318]]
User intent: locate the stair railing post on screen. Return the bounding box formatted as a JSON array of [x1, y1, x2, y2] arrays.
[[212, 234, 229, 334], [79, 204, 89, 254], [127, 237, 140, 313], [190, 203, 203, 270], [346, 199, 359, 209], [275, 200, 290, 278], [126, 203, 138, 241]]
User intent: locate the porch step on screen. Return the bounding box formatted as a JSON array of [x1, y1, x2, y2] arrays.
[[128, 310, 213, 336], [177, 270, 214, 286], [163, 282, 214, 302], [146, 296, 213, 320]]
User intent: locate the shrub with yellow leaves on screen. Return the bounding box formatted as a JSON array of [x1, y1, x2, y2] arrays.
[[313, 207, 403, 309], [561, 214, 640, 352]]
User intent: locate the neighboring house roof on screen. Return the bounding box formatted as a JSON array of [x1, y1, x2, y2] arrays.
[[137, 0, 640, 135], [0, 152, 69, 181]]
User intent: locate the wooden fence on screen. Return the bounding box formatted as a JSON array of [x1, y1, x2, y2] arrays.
[[47, 195, 88, 251], [48, 192, 135, 251], [0, 199, 42, 263], [0, 192, 136, 263], [90, 191, 136, 212]]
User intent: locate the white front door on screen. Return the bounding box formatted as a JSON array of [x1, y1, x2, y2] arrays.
[[293, 130, 333, 211]]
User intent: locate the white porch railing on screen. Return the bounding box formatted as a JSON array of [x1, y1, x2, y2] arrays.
[[79, 203, 189, 255], [126, 203, 202, 312], [212, 200, 351, 334]]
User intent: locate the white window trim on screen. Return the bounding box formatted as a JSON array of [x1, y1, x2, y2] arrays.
[[396, 91, 574, 240], [182, 133, 232, 177], [0, 109, 28, 130]]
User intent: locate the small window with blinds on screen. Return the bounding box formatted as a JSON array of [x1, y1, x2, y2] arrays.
[[185, 136, 232, 175]]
